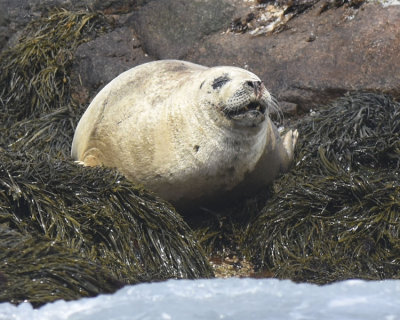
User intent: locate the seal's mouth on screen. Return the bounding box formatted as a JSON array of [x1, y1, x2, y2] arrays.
[[224, 101, 267, 121]]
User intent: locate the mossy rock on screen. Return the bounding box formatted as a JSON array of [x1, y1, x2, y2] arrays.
[[245, 93, 400, 283]]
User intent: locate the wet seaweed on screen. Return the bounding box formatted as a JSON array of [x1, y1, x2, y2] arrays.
[[0, 9, 213, 306], [0, 10, 111, 157], [245, 93, 400, 283], [0, 9, 108, 121], [0, 150, 213, 305], [188, 193, 270, 278], [0, 226, 124, 307]]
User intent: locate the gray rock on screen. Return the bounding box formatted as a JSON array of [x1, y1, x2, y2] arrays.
[[129, 0, 236, 59], [4, 0, 400, 112], [186, 2, 400, 111], [71, 26, 152, 103], [0, 0, 150, 51], [0, 1, 8, 50], [89, 0, 151, 13]]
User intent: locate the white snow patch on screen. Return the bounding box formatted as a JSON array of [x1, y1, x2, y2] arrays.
[[1, 278, 400, 320]]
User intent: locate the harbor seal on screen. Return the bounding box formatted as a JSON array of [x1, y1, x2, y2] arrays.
[[71, 60, 298, 209]]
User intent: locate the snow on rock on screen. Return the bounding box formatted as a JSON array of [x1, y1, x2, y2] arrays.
[[1, 278, 400, 320]]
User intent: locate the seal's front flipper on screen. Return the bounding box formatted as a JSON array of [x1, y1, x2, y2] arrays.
[[81, 148, 105, 167], [281, 129, 299, 171]]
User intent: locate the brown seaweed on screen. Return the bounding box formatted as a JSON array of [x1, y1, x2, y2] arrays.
[[0, 9, 213, 306], [0, 10, 111, 158], [245, 93, 400, 283], [0, 150, 213, 305], [0, 226, 124, 307]]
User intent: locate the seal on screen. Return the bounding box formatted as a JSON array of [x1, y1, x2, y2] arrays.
[[71, 60, 298, 209]]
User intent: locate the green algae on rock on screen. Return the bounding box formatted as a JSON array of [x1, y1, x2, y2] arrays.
[[245, 93, 400, 283]]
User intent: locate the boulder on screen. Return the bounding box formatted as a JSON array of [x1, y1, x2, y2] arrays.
[[70, 1, 400, 112], [0, 0, 148, 50], [72, 26, 152, 103], [6, 0, 399, 111], [0, 1, 8, 50], [186, 2, 400, 111], [128, 0, 237, 59], [70, 0, 241, 99]]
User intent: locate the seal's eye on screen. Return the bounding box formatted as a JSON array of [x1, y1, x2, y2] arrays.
[[212, 76, 231, 89]]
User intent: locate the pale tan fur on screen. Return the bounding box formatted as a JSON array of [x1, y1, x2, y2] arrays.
[[71, 60, 298, 208]]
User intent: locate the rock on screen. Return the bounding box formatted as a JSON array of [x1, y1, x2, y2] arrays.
[[72, 26, 152, 103], [0, 1, 8, 50], [0, 151, 214, 305], [2, 0, 400, 111], [0, 0, 148, 51], [279, 101, 298, 116], [128, 0, 237, 59], [7, 0, 148, 17], [186, 2, 400, 111]]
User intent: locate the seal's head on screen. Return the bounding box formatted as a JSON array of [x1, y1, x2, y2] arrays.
[[197, 66, 278, 128]]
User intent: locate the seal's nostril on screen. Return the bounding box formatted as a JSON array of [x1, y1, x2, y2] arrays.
[[247, 81, 262, 90]]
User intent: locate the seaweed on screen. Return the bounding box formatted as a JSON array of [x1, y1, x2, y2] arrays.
[[3, 2, 399, 299], [0, 9, 107, 121], [0, 10, 111, 158], [0, 9, 213, 306], [189, 193, 270, 278], [245, 93, 400, 283], [0, 150, 213, 305], [0, 226, 124, 307]]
